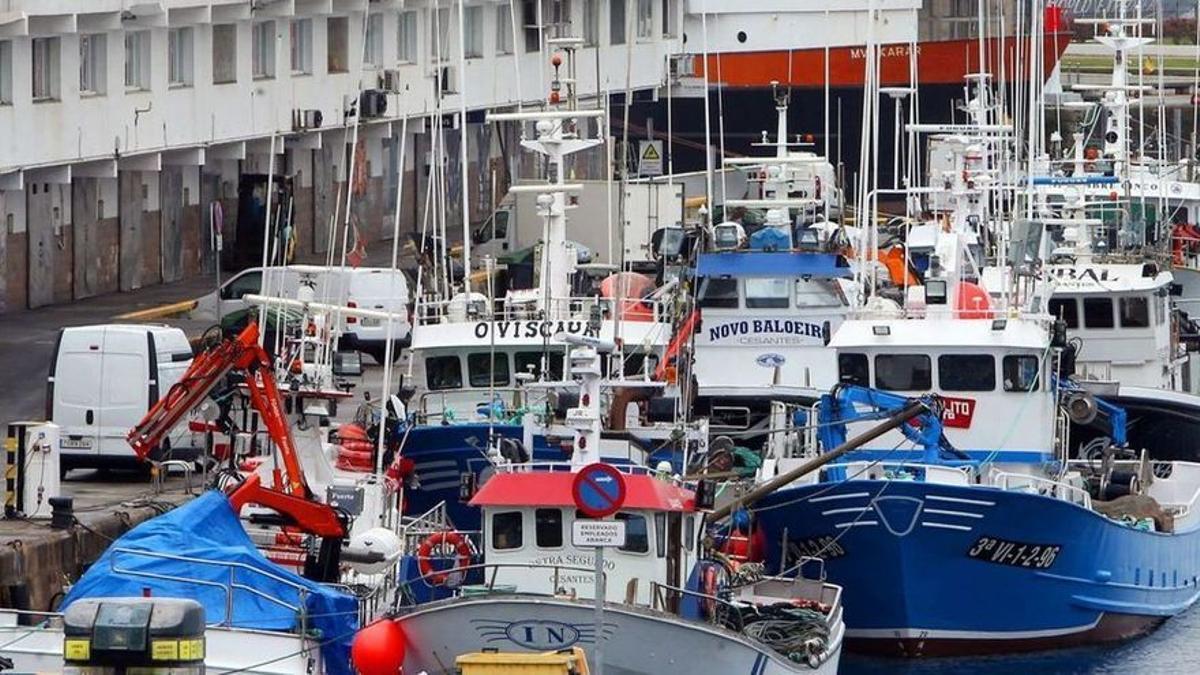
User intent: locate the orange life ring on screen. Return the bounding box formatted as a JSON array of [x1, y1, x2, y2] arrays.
[[417, 531, 472, 586]]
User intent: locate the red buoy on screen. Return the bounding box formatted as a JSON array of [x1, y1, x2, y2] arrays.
[[351, 620, 406, 675]]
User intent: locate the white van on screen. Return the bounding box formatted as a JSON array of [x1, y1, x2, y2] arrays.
[[47, 325, 195, 474], [340, 268, 412, 363], [190, 266, 347, 322]]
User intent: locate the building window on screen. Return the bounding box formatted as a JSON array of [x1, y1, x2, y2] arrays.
[[398, 11, 418, 63], [636, 0, 653, 38], [327, 17, 349, 73], [364, 13, 383, 68], [212, 24, 238, 84], [290, 19, 313, 74], [168, 28, 194, 87], [611, 0, 627, 45], [522, 0, 539, 52], [1048, 297, 1078, 329], [938, 354, 995, 392], [496, 4, 514, 54], [252, 21, 276, 79], [616, 513, 649, 554], [123, 32, 150, 91], [0, 41, 11, 104], [697, 277, 738, 309], [1003, 355, 1040, 392], [1082, 297, 1114, 329], [464, 5, 484, 58], [662, 0, 677, 37], [426, 355, 463, 391], [492, 511, 523, 550], [468, 353, 510, 387], [431, 7, 451, 61], [875, 354, 932, 391], [535, 509, 563, 548], [1119, 296, 1150, 328], [79, 34, 107, 95], [582, 0, 598, 46], [31, 37, 61, 101]]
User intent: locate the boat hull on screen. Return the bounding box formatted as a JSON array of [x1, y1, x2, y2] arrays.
[[753, 480, 1200, 657], [395, 595, 842, 675]]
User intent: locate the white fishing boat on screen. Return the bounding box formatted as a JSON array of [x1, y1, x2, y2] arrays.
[[364, 330, 843, 675]]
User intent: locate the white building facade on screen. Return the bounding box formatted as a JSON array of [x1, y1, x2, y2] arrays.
[[0, 0, 683, 311]]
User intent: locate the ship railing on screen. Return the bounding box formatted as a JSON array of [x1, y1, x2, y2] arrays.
[[415, 387, 540, 422], [415, 294, 671, 325], [497, 460, 682, 484], [108, 548, 310, 634], [649, 581, 746, 630], [993, 472, 1092, 509], [396, 562, 605, 605]]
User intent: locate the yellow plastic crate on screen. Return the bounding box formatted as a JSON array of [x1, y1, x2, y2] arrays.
[[455, 647, 591, 675]]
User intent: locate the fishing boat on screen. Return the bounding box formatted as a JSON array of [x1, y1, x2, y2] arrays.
[[689, 84, 857, 436], [357, 329, 844, 675], [736, 202, 1200, 656], [391, 44, 688, 530]]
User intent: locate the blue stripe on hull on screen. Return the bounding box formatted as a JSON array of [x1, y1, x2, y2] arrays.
[[754, 480, 1200, 656]]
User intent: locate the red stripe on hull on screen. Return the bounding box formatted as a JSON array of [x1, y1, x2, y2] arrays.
[[695, 34, 1072, 89], [846, 612, 1167, 658]]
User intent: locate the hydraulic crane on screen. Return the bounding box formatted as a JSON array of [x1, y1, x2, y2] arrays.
[[127, 321, 347, 581]]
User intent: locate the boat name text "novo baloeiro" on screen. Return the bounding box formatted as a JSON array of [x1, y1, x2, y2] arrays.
[[708, 319, 825, 345], [473, 320, 600, 340]]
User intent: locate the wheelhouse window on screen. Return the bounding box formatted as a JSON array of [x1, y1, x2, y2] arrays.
[[874, 354, 932, 391], [0, 41, 11, 105], [636, 0, 654, 38], [744, 278, 790, 309], [1119, 296, 1150, 328], [1002, 355, 1040, 392], [426, 355, 463, 390], [938, 354, 995, 392], [1082, 297, 1114, 329], [697, 277, 738, 309], [582, 0, 599, 46], [535, 509, 563, 548], [515, 351, 564, 380], [1048, 297, 1078, 329], [464, 5, 484, 58], [616, 513, 649, 553], [468, 353, 510, 387], [492, 511, 523, 550], [796, 279, 843, 308], [837, 353, 869, 386], [1155, 296, 1167, 325]]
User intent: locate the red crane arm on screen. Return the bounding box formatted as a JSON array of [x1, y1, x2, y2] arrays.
[[127, 321, 309, 497]]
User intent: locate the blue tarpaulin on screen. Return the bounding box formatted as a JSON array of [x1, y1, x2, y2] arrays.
[[62, 491, 358, 675], [696, 252, 851, 279]]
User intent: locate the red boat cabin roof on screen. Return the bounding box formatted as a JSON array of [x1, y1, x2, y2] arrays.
[[470, 471, 695, 513]]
